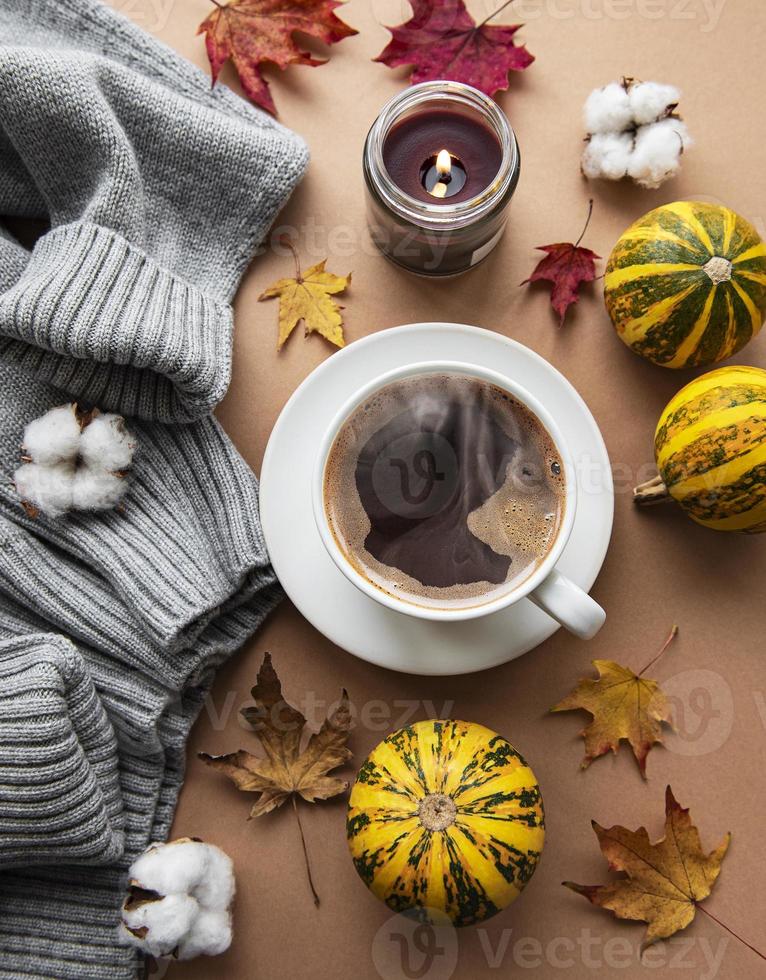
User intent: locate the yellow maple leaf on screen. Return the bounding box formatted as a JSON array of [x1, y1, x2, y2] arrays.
[[564, 786, 731, 948], [551, 626, 677, 777], [258, 241, 351, 350]]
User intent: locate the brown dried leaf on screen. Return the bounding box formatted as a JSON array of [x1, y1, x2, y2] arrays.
[[199, 652, 352, 904], [564, 787, 731, 948], [201, 652, 351, 816]]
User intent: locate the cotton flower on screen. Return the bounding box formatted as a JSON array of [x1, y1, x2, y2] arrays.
[[581, 132, 633, 181], [121, 894, 199, 959], [13, 404, 136, 517], [71, 467, 127, 511], [175, 909, 233, 960], [21, 404, 82, 466], [583, 82, 633, 134], [627, 81, 680, 125], [126, 838, 220, 898], [13, 461, 75, 518], [582, 78, 691, 189], [627, 117, 692, 189], [79, 413, 135, 471], [119, 838, 235, 963]]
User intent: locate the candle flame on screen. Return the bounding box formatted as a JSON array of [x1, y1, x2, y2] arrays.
[[436, 149, 452, 178]]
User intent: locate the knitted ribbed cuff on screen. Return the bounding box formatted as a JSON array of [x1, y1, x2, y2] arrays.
[[0, 634, 125, 868], [0, 222, 233, 423], [1, 413, 279, 655]]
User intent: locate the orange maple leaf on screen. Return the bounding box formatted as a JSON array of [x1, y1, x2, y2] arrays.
[[551, 626, 677, 777], [198, 0, 357, 115], [564, 787, 731, 949]]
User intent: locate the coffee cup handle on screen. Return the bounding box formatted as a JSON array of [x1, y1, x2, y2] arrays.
[[528, 569, 605, 640]]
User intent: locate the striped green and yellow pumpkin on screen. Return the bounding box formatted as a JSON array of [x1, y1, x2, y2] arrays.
[[605, 201, 766, 368], [642, 366, 766, 532], [346, 720, 544, 926]]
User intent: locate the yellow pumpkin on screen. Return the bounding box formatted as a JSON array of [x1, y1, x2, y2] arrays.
[[636, 365, 766, 532], [346, 719, 544, 926], [605, 201, 766, 368]]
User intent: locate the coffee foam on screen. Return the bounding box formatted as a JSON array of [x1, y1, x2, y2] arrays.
[[323, 374, 565, 610]]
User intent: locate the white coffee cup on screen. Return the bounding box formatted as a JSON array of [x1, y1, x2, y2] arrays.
[[312, 361, 605, 640]]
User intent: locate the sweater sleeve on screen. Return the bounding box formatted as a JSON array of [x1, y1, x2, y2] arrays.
[[0, 0, 308, 423], [0, 634, 125, 869], [0, 358, 281, 660]]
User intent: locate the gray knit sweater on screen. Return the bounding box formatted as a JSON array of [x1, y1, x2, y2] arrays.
[[0, 1, 308, 976]]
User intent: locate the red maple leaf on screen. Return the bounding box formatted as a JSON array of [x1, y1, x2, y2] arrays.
[[522, 201, 600, 326], [373, 0, 534, 98], [198, 0, 357, 116]]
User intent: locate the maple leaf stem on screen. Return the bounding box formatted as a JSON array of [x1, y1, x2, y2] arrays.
[[477, 0, 518, 28], [638, 624, 679, 677], [574, 199, 594, 249], [696, 904, 766, 962], [291, 795, 321, 907], [279, 236, 302, 282]]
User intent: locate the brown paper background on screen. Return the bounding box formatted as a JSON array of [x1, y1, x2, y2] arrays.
[[106, 1, 765, 976]]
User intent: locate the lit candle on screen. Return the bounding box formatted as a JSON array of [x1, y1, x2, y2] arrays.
[[429, 150, 452, 198], [363, 82, 520, 276]]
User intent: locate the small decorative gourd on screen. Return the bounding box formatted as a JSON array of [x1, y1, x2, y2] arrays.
[[605, 202, 766, 368], [634, 365, 766, 532], [346, 720, 545, 926]]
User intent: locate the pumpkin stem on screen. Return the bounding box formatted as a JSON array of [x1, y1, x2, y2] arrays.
[[702, 256, 733, 285], [633, 473, 670, 506], [291, 796, 320, 907], [418, 794, 457, 832]]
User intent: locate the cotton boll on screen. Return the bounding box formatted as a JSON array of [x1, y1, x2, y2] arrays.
[[627, 118, 692, 189], [175, 909, 233, 961], [628, 81, 681, 125], [22, 404, 81, 466], [79, 414, 136, 471], [193, 845, 235, 911], [14, 461, 75, 517], [121, 893, 200, 958], [583, 82, 633, 134], [71, 466, 128, 511], [129, 840, 211, 897], [121, 839, 236, 963], [582, 132, 633, 181]]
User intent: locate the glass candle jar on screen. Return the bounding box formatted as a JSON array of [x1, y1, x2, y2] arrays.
[[363, 81, 520, 277]]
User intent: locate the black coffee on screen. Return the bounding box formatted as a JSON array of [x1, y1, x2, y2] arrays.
[[323, 374, 565, 609]]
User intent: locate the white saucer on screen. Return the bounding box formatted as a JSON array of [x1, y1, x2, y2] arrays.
[[260, 324, 613, 676]]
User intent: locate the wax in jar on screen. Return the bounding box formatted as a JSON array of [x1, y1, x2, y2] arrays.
[[382, 110, 503, 205]]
